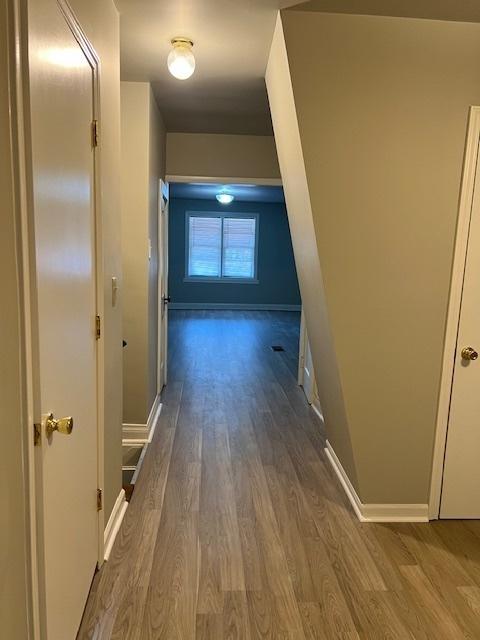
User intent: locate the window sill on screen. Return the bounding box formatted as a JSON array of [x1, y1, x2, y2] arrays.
[[184, 277, 259, 285]]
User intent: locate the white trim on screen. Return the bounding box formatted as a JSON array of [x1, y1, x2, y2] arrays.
[[122, 426, 149, 441], [122, 441, 147, 485], [169, 302, 301, 311], [9, 0, 41, 634], [103, 489, 128, 561], [147, 394, 162, 438], [311, 401, 323, 423], [166, 174, 282, 187], [157, 179, 169, 396], [297, 308, 306, 386], [429, 106, 480, 520], [325, 441, 429, 523], [122, 395, 162, 443]]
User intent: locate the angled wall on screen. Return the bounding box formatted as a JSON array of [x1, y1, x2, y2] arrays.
[[266, 17, 359, 492], [267, 11, 480, 505]]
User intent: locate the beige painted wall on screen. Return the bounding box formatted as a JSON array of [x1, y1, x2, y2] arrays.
[[269, 11, 480, 504], [68, 0, 123, 521], [148, 89, 166, 408], [121, 82, 166, 424], [166, 132, 280, 180], [0, 4, 31, 636], [266, 17, 359, 496]]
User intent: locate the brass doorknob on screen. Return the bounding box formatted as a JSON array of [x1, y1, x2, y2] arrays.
[[45, 413, 73, 438], [461, 347, 479, 361]]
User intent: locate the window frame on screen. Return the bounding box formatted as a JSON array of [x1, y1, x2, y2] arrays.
[[184, 211, 260, 284]]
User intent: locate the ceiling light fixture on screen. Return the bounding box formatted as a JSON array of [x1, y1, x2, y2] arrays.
[[167, 37, 195, 80], [216, 193, 234, 205]]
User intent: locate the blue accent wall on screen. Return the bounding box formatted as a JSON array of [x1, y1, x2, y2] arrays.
[[168, 198, 301, 306]]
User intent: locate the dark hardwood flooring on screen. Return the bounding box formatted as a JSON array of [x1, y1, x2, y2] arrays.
[[79, 310, 480, 639]]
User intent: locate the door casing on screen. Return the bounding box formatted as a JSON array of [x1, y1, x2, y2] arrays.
[[429, 106, 480, 519], [157, 179, 169, 393]]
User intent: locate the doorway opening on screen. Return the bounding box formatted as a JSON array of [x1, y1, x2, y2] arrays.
[[167, 182, 299, 311], [165, 179, 323, 416]]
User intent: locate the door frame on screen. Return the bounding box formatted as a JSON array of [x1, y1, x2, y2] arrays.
[[429, 106, 480, 519], [157, 179, 169, 394], [10, 0, 105, 635]]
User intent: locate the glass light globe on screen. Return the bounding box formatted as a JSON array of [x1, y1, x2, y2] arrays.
[[216, 193, 234, 205], [167, 40, 195, 80]]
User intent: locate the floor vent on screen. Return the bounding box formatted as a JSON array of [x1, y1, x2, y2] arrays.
[[271, 345, 285, 352]]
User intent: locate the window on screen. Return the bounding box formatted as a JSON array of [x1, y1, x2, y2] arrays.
[[186, 212, 258, 282]]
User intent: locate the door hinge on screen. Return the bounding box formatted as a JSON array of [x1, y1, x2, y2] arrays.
[[96, 315, 101, 340], [34, 423, 41, 446], [91, 119, 99, 147], [97, 488, 103, 511]]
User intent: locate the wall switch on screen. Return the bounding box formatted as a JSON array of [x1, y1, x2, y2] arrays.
[[111, 276, 118, 307]]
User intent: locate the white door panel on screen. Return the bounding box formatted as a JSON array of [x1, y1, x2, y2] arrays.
[[441, 137, 480, 519], [29, 1, 99, 636]]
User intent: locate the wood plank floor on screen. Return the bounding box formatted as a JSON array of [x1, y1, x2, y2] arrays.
[[79, 310, 480, 639]]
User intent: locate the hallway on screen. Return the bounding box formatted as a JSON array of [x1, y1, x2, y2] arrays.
[[79, 311, 480, 639]]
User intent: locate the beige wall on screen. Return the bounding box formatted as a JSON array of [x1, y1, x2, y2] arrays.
[[269, 11, 480, 504], [0, 4, 32, 636], [68, 0, 123, 521], [121, 82, 166, 424], [166, 132, 280, 180], [266, 16, 359, 496], [148, 89, 166, 408]]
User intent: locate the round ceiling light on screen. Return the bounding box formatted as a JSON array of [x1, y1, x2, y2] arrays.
[[167, 37, 195, 80], [216, 193, 234, 205]]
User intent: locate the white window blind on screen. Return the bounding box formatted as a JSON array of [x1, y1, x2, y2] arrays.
[[222, 218, 256, 278], [188, 216, 222, 277], [187, 213, 258, 280]]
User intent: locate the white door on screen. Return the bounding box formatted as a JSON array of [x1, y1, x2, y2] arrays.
[[29, 2, 100, 636], [441, 135, 480, 519], [157, 180, 170, 391]]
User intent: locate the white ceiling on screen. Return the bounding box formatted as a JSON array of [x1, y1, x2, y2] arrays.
[[115, 0, 304, 135], [116, 0, 480, 136]]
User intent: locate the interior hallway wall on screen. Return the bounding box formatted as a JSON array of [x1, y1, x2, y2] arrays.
[[121, 82, 166, 424], [166, 132, 280, 181], [168, 197, 301, 307], [268, 11, 480, 505]]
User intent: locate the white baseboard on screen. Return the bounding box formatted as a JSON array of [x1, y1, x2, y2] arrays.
[[311, 398, 323, 423], [324, 440, 429, 523], [169, 302, 301, 311], [122, 395, 162, 443], [104, 489, 128, 561]]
